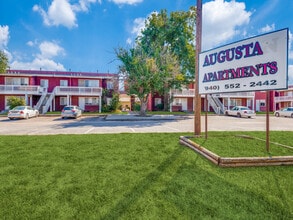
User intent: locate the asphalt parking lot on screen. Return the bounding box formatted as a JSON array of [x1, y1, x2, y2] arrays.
[[0, 115, 292, 135]]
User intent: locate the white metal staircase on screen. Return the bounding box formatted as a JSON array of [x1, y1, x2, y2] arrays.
[[42, 87, 57, 114], [207, 94, 225, 114]]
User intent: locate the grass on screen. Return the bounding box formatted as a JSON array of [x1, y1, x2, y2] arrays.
[[0, 132, 292, 219], [190, 131, 293, 157]]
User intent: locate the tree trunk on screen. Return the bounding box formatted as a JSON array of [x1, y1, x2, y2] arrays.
[[163, 90, 169, 111], [139, 100, 148, 116]]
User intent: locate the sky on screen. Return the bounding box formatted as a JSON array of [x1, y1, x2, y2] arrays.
[[0, 0, 293, 84]]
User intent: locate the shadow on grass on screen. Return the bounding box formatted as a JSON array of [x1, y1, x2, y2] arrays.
[[100, 147, 184, 220]]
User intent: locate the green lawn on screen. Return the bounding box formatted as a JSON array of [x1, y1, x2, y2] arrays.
[[0, 132, 292, 219]]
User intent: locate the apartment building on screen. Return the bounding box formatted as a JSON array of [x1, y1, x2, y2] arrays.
[[0, 69, 116, 113]]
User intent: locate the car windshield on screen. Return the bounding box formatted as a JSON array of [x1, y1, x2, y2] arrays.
[[64, 106, 74, 110], [13, 106, 25, 110]]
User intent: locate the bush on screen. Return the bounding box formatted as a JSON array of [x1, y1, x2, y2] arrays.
[[7, 97, 26, 109]]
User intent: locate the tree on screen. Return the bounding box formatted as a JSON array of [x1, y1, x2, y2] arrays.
[[7, 96, 26, 109], [116, 46, 161, 116], [116, 7, 196, 114], [138, 8, 196, 111], [0, 50, 9, 73]]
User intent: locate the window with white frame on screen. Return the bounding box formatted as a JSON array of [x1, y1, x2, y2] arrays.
[[260, 100, 266, 107], [85, 97, 99, 105], [155, 98, 162, 106], [230, 99, 242, 106], [60, 97, 67, 105], [5, 77, 29, 85], [173, 98, 182, 106], [60, 80, 68, 86], [79, 80, 99, 87], [107, 81, 113, 89]]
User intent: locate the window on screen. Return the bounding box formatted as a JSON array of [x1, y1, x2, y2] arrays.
[[85, 97, 99, 105], [260, 100, 266, 107], [79, 80, 99, 87], [60, 80, 68, 86], [107, 81, 114, 89], [5, 77, 28, 85], [60, 97, 67, 105], [173, 98, 182, 106], [40, 79, 49, 88], [230, 99, 242, 106], [155, 98, 162, 106]]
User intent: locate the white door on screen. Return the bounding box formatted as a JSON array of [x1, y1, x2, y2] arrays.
[[256, 100, 260, 112], [181, 98, 188, 111], [79, 97, 85, 110]]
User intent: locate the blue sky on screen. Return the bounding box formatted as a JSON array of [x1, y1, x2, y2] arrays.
[[0, 0, 292, 84]]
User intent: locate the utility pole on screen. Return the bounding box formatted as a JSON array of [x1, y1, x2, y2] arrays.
[[194, 0, 202, 135]]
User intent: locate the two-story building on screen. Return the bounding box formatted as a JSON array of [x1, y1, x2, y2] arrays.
[[0, 70, 116, 113]]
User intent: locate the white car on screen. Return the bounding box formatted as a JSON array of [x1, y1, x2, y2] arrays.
[[8, 106, 39, 120], [61, 105, 82, 119], [225, 106, 256, 118], [274, 107, 293, 118]]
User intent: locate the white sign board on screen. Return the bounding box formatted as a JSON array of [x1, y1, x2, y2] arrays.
[[198, 29, 288, 94]]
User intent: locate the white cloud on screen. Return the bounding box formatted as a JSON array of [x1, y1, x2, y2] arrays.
[[0, 25, 9, 49], [10, 41, 66, 71], [11, 59, 66, 71], [72, 0, 98, 12], [37, 41, 65, 59], [109, 0, 143, 5], [131, 17, 146, 36], [202, 0, 251, 50], [33, 0, 77, 28], [26, 41, 34, 47], [33, 0, 97, 29], [259, 24, 275, 33]]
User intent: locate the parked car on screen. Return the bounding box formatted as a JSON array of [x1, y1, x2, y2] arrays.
[[274, 107, 293, 118], [8, 106, 39, 120], [225, 106, 256, 118], [61, 105, 82, 119]]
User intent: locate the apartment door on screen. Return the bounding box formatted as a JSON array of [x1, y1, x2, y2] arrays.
[[79, 97, 85, 110], [181, 98, 188, 111]]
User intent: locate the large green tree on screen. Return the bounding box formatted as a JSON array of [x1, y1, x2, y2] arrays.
[[116, 7, 196, 114], [116, 46, 161, 116], [0, 50, 9, 73]]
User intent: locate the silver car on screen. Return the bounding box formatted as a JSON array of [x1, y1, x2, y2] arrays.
[[61, 105, 82, 119], [274, 107, 293, 118], [225, 106, 256, 118], [8, 106, 39, 120]]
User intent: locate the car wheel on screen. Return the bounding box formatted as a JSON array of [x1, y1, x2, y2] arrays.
[[291, 113, 293, 118], [237, 113, 241, 118], [25, 114, 29, 120], [225, 111, 229, 116], [275, 112, 280, 117], [9, 117, 13, 120]]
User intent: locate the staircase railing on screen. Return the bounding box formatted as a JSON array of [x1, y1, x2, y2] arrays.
[[42, 87, 57, 114], [207, 95, 225, 114], [35, 88, 47, 111]]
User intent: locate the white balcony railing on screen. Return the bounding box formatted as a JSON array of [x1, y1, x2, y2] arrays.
[[0, 85, 41, 94], [55, 86, 102, 96], [172, 89, 255, 98], [172, 89, 195, 97], [274, 96, 293, 102]]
